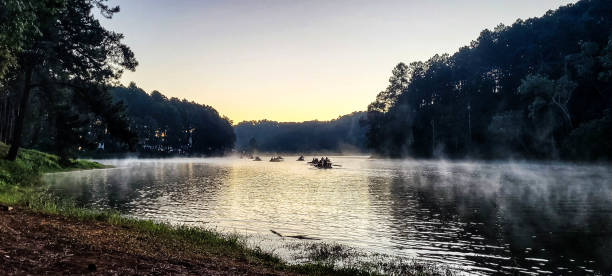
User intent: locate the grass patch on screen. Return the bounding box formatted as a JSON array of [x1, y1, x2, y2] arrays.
[[283, 241, 455, 275], [0, 142, 105, 187]]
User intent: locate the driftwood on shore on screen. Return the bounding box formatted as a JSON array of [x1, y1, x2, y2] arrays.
[[270, 229, 320, 240]]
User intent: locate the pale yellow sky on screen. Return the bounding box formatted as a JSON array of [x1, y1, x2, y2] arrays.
[[99, 0, 576, 124]]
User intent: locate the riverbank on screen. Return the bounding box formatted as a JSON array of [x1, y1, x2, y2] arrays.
[[0, 199, 377, 275], [0, 143, 380, 275], [0, 144, 456, 275], [0, 206, 292, 275]]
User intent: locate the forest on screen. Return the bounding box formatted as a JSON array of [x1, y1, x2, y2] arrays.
[[0, 0, 235, 160], [363, 0, 612, 160], [2, 0, 611, 162], [234, 112, 366, 153], [107, 83, 235, 156], [0, 0, 137, 162]]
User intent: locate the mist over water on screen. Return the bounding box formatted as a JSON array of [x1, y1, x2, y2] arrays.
[[43, 157, 612, 274]]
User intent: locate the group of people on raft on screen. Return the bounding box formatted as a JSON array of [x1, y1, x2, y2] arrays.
[[249, 155, 283, 162], [251, 154, 333, 168], [308, 157, 333, 169]]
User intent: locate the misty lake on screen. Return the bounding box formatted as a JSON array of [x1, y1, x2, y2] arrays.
[[43, 157, 612, 275]]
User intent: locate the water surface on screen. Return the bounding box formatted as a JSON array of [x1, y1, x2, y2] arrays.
[[44, 157, 612, 275]]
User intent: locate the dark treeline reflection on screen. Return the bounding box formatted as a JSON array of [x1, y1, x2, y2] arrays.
[[363, 0, 612, 161], [234, 112, 366, 153], [368, 161, 612, 274]]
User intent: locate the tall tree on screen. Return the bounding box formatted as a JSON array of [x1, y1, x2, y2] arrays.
[[363, 0, 612, 160], [0, 0, 40, 80], [4, 0, 137, 161]]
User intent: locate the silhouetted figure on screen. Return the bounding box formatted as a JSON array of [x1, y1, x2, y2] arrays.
[[313, 157, 332, 169]]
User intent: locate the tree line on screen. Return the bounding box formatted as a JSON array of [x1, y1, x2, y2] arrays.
[[234, 112, 367, 153], [363, 0, 612, 161], [0, 0, 235, 161], [105, 84, 235, 156]]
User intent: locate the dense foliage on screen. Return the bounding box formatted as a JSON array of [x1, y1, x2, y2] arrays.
[[0, 0, 137, 162], [234, 112, 366, 153], [106, 83, 235, 156], [364, 0, 612, 160]]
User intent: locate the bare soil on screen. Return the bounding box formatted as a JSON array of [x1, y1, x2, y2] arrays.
[[0, 208, 290, 275]]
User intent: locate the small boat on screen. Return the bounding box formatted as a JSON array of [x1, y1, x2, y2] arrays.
[[270, 156, 283, 162], [297, 155, 304, 161], [253, 156, 262, 161]]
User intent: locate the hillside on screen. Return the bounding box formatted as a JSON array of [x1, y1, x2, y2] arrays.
[[234, 112, 367, 153]]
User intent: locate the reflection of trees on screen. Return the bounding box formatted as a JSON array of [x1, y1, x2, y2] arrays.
[[45, 162, 232, 215], [45, 165, 158, 209], [366, 161, 612, 273]]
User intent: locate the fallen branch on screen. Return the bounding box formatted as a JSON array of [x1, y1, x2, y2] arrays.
[[270, 230, 321, 240]]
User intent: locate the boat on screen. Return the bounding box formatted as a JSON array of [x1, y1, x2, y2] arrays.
[[253, 156, 262, 161], [270, 156, 283, 162], [297, 155, 304, 161]]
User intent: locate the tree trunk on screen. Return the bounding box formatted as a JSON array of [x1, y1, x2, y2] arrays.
[[552, 99, 573, 128], [5, 68, 32, 161]]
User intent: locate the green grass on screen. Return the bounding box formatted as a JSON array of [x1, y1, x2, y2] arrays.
[[0, 142, 106, 205], [0, 142, 105, 187]]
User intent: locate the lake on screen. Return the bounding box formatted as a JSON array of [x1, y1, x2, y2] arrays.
[[43, 156, 612, 275]]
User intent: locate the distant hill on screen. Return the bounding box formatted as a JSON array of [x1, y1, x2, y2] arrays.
[[234, 112, 367, 153]]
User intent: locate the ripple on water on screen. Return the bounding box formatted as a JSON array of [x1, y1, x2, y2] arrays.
[[43, 157, 612, 274]]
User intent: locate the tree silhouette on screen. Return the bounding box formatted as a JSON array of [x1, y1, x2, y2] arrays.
[[3, 0, 137, 161], [363, 0, 612, 160]]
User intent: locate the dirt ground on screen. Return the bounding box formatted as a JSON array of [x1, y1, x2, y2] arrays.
[[0, 207, 289, 275]]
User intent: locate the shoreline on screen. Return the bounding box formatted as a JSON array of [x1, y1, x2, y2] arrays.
[[1, 205, 377, 275], [0, 181, 448, 275], [0, 144, 450, 275], [0, 182, 371, 275], [0, 206, 289, 275]]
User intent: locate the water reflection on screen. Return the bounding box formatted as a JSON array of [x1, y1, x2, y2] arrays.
[[43, 158, 612, 274]]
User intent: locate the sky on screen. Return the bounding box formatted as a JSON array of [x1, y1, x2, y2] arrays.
[[98, 0, 577, 124]]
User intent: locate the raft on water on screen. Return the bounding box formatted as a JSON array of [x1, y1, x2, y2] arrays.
[[309, 157, 333, 169], [270, 156, 283, 162]]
